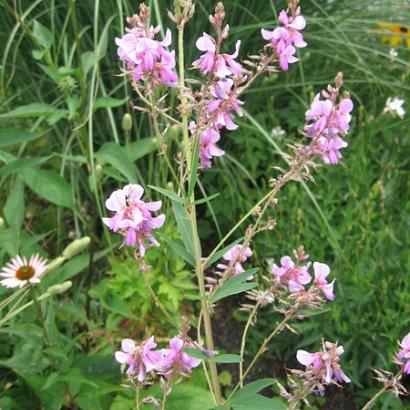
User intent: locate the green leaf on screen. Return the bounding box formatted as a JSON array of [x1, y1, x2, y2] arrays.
[[183, 349, 241, 364], [32, 20, 53, 49], [128, 138, 158, 161], [0, 128, 43, 147], [213, 354, 242, 363], [95, 142, 137, 183], [205, 238, 244, 268], [194, 193, 220, 205], [88, 279, 137, 320], [94, 96, 128, 110], [3, 177, 24, 229], [81, 51, 96, 76], [232, 395, 286, 410], [20, 168, 73, 208], [165, 385, 214, 410], [164, 238, 195, 266], [0, 103, 65, 120], [212, 268, 259, 303], [171, 200, 194, 257], [188, 132, 201, 198], [149, 185, 185, 204], [1, 156, 51, 179], [231, 379, 276, 403]]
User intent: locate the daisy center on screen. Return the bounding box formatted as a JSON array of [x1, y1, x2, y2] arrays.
[[16, 265, 35, 280]]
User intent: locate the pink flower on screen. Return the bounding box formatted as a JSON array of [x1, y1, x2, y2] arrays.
[[193, 33, 243, 78], [102, 184, 165, 256], [217, 244, 253, 276], [198, 126, 225, 169], [313, 262, 335, 301], [208, 78, 244, 130], [0, 254, 48, 288], [161, 336, 202, 378], [261, 7, 306, 71], [272, 255, 311, 292], [297, 341, 350, 385], [116, 25, 178, 87], [115, 337, 168, 382], [305, 88, 354, 165], [397, 333, 410, 374]]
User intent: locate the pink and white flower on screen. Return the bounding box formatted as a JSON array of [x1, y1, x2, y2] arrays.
[[305, 89, 353, 165], [115, 337, 168, 381], [208, 78, 244, 131], [161, 336, 202, 378], [102, 184, 165, 256], [272, 255, 311, 293], [297, 341, 350, 385], [193, 33, 243, 78], [261, 7, 306, 71], [313, 262, 335, 301], [397, 332, 410, 374], [0, 254, 48, 288], [217, 244, 253, 276], [116, 21, 178, 87]]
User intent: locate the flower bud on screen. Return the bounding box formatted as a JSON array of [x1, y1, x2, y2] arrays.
[[46, 256, 66, 272], [0, 217, 5, 230], [47, 281, 72, 295], [166, 124, 181, 140], [95, 163, 103, 178], [122, 113, 133, 132], [62, 236, 91, 259]]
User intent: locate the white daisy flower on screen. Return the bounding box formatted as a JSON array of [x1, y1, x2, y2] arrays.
[[0, 254, 49, 288]]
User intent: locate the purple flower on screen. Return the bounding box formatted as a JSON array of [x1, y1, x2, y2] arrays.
[[397, 333, 410, 374], [305, 89, 353, 165], [217, 244, 253, 276], [272, 255, 312, 293], [261, 7, 306, 71], [161, 336, 202, 378], [199, 127, 225, 169], [115, 337, 168, 382], [208, 78, 244, 130], [116, 25, 178, 87], [102, 184, 165, 256], [313, 262, 335, 301], [193, 33, 243, 78], [297, 341, 350, 385]]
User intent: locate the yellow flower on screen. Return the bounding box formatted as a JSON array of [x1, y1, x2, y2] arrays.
[[375, 22, 410, 48]]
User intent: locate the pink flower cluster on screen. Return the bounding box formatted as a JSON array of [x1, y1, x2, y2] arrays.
[[272, 257, 335, 301], [115, 335, 202, 382], [102, 184, 165, 256], [191, 25, 244, 169], [115, 10, 178, 87], [397, 332, 410, 374], [297, 341, 350, 388], [305, 85, 354, 164], [193, 34, 243, 78], [217, 244, 253, 277], [261, 7, 306, 71]]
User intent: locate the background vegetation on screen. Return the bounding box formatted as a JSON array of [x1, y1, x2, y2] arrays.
[[0, 0, 409, 408]]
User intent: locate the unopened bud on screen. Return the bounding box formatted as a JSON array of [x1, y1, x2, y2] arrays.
[[46, 256, 66, 272], [0, 217, 5, 230], [122, 113, 133, 132], [47, 281, 72, 295], [167, 124, 181, 140], [62, 236, 91, 259], [95, 163, 103, 178], [166, 181, 174, 190]]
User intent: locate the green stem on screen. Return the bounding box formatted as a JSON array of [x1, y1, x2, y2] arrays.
[[176, 9, 221, 403], [227, 309, 296, 401], [239, 301, 261, 387], [135, 384, 140, 410], [30, 286, 51, 347]]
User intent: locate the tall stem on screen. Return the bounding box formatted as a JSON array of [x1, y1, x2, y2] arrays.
[[30, 286, 51, 347], [177, 11, 221, 403], [228, 309, 296, 401]]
